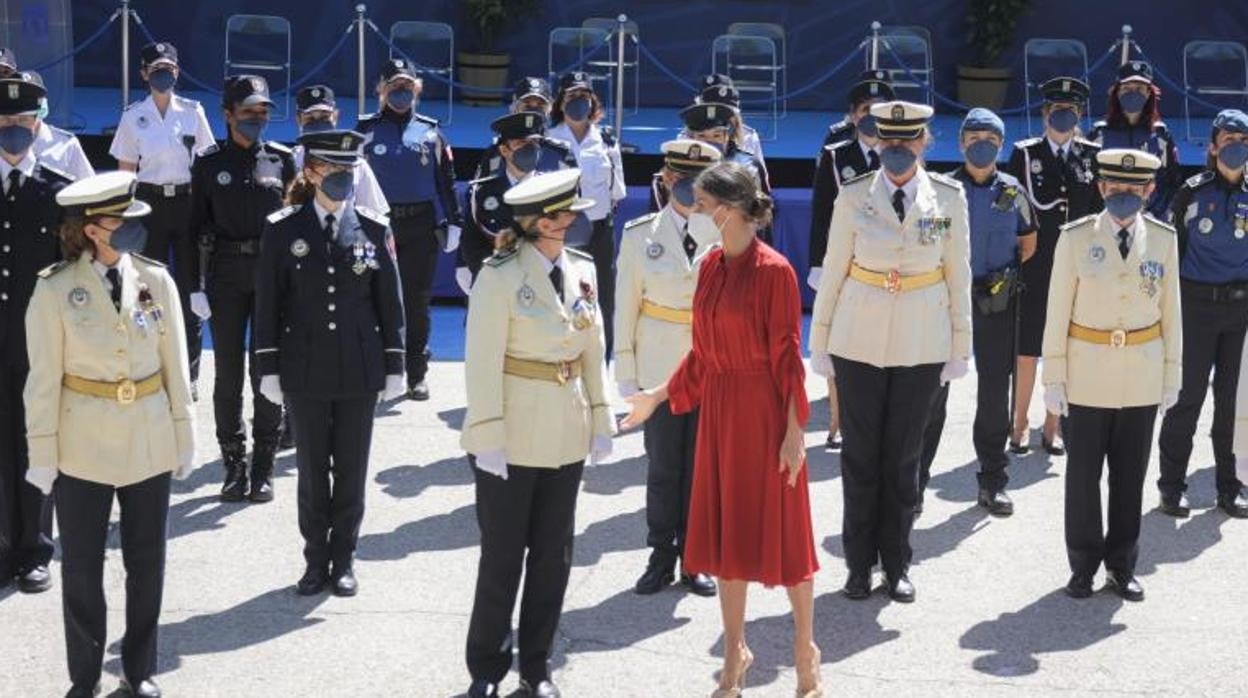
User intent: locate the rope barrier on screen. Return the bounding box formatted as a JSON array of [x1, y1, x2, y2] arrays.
[[1134, 49, 1231, 113], [28, 10, 120, 73]]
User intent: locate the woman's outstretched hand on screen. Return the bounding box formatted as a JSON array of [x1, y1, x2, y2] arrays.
[[619, 390, 661, 431]]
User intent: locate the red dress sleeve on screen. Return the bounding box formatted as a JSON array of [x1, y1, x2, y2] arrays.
[[668, 344, 703, 415], [766, 258, 810, 427]]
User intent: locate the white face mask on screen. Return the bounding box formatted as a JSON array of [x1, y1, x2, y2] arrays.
[[687, 205, 725, 246]]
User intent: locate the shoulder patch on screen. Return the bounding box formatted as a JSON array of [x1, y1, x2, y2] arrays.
[[1185, 170, 1215, 189], [485, 247, 518, 267], [1059, 213, 1098, 232], [565, 247, 594, 262], [266, 205, 302, 224], [623, 212, 658, 230], [928, 171, 963, 190], [37, 260, 70, 279], [197, 143, 221, 158], [35, 162, 76, 184], [355, 205, 390, 227], [1143, 213, 1177, 233], [262, 141, 292, 155], [130, 253, 167, 268]]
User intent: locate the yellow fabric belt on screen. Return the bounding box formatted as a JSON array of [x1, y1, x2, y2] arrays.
[[63, 373, 163, 405], [641, 299, 693, 325], [503, 355, 583, 385], [849, 263, 944, 293], [1068, 322, 1162, 348]]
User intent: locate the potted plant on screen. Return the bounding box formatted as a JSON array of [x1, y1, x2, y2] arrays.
[[957, 0, 1031, 109], [458, 0, 542, 106]]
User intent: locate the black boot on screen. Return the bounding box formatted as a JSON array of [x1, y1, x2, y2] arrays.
[[278, 407, 295, 451], [219, 446, 249, 502], [249, 446, 276, 503]]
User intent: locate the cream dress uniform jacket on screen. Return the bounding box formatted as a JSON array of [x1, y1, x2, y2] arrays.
[[1042, 212, 1181, 408], [462, 243, 616, 467], [614, 208, 718, 390], [24, 253, 195, 487], [809, 168, 973, 366]]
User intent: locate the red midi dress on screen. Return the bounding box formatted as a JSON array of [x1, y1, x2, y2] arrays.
[[668, 238, 818, 587]]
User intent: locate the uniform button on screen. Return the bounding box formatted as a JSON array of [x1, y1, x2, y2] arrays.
[[1060, 186, 1067, 193], [39, 227, 45, 233], [2, 269, 10, 277], [116, 348, 126, 356], [2, 245, 9, 253], [327, 266, 335, 274], [0, 293, 7, 301], [328, 285, 335, 294], [328, 303, 336, 312], [3, 221, 9, 229], [328, 322, 337, 330]]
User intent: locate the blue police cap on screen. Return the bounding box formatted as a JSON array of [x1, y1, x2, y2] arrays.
[[1212, 109, 1248, 136], [961, 108, 1004, 139]]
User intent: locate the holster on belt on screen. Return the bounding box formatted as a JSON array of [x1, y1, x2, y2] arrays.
[[972, 265, 1018, 315]]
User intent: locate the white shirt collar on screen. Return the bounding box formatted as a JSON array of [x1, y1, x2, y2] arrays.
[[312, 198, 343, 235], [858, 139, 876, 162], [0, 151, 37, 184], [881, 169, 920, 204], [91, 253, 133, 283], [535, 247, 566, 275], [669, 208, 688, 231], [1047, 136, 1071, 158]]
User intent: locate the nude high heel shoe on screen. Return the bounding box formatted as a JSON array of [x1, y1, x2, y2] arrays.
[[710, 647, 754, 698]]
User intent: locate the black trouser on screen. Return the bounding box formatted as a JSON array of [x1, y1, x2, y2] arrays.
[[1065, 404, 1157, 577], [467, 460, 583, 686], [138, 192, 201, 383], [206, 251, 282, 454], [642, 403, 699, 568], [289, 394, 377, 571], [392, 203, 438, 386], [571, 217, 615, 357], [56, 472, 170, 691], [0, 385, 52, 576], [920, 304, 1014, 493], [833, 356, 942, 578], [1158, 288, 1248, 498]]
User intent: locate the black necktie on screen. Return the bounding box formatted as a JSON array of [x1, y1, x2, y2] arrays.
[[682, 223, 697, 262], [105, 268, 122, 311], [549, 265, 564, 302], [868, 149, 880, 170], [892, 189, 906, 223], [7, 169, 19, 196], [1118, 228, 1131, 260], [324, 213, 336, 241]]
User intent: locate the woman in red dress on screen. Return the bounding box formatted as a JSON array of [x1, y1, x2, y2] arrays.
[[621, 162, 821, 698]]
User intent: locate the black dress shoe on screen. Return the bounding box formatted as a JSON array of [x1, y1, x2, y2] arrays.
[[1008, 437, 1030, 455], [466, 680, 499, 698], [1042, 435, 1066, 456], [1217, 490, 1248, 518], [296, 566, 328, 596], [332, 567, 358, 597], [407, 381, 430, 401], [248, 476, 274, 503], [1065, 573, 1095, 599], [913, 495, 924, 517], [977, 488, 1014, 517], [886, 573, 915, 603], [680, 572, 717, 597], [1158, 493, 1191, 518], [64, 683, 100, 698], [1105, 571, 1145, 602], [219, 468, 249, 503], [633, 563, 674, 595], [825, 433, 841, 450], [843, 570, 872, 600], [18, 565, 52, 593], [518, 678, 561, 697], [120, 678, 161, 697]]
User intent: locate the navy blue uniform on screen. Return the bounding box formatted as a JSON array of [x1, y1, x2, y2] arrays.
[[1157, 170, 1248, 500], [461, 174, 516, 280], [1090, 119, 1182, 219], [822, 118, 855, 150], [0, 162, 71, 582], [255, 202, 404, 572], [808, 138, 878, 271], [356, 107, 460, 390], [922, 169, 1036, 495]]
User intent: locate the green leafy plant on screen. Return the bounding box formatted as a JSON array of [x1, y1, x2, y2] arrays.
[[465, 0, 543, 53], [966, 0, 1031, 68]]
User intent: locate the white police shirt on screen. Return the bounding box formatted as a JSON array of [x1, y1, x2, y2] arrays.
[[546, 122, 625, 222], [33, 122, 94, 180], [108, 94, 215, 185]]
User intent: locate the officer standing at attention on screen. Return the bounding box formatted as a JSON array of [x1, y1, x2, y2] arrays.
[[821, 70, 893, 150], [547, 71, 626, 355], [0, 73, 74, 595], [254, 130, 406, 597], [1043, 148, 1180, 601], [293, 85, 388, 215], [674, 101, 773, 244], [26, 71, 95, 181], [1088, 61, 1182, 219], [109, 41, 216, 398], [1156, 109, 1248, 518], [1006, 76, 1102, 456], [461, 169, 614, 698], [25, 171, 195, 698], [919, 109, 1037, 516], [809, 101, 972, 602], [808, 70, 894, 450], [190, 75, 294, 503], [356, 58, 461, 402], [473, 78, 575, 181], [695, 74, 766, 173], [615, 139, 721, 599]]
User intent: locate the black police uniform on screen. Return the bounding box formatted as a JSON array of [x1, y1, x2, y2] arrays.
[[255, 191, 404, 586], [473, 78, 574, 182], [809, 139, 879, 269], [189, 75, 294, 500], [0, 156, 70, 588], [823, 118, 855, 149], [355, 59, 461, 397]]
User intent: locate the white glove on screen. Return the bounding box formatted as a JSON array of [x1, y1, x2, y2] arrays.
[[444, 224, 462, 253], [1237, 456, 1248, 483], [25, 466, 56, 495], [810, 352, 834, 378], [1044, 383, 1069, 417], [474, 450, 508, 480], [590, 435, 614, 465], [381, 374, 406, 402], [1161, 387, 1179, 413], [259, 374, 283, 406], [455, 266, 473, 295], [174, 442, 196, 480], [940, 358, 969, 386], [189, 291, 212, 320], [617, 380, 640, 398], [806, 266, 823, 291]]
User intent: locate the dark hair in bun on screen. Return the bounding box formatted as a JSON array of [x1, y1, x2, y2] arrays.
[[693, 161, 773, 228]]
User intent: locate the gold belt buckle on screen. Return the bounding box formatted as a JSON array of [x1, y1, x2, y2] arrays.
[[556, 361, 573, 385], [1109, 329, 1127, 348], [116, 379, 137, 405], [884, 269, 902, 294]]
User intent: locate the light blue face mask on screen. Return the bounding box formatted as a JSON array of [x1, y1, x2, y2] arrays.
[[104, 220, 149, 253], [563, 96, 592, 122], [1217, 141, 1248, 170], [856, 115, 879, 139], [509, 142, 539, 173], [964, 139, 1000, 168], [318, 170, 356, 203], [386, 89, 415, 112], [671, 177, 696, 207], [1117, 90, 1148, 114], [879, 144, 918, 176], [1047, 107, 1079, 134], [1104, 191, 1144, 220]]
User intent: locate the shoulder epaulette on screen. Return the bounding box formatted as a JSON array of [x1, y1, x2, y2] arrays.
[[1091, 119, 1108, 130], [485, 247, 518, 267], [1185, 170, 1215, 189], [173, 94, 200, 107], [469, 173, 502, 186], [1153, 120, 1170, 135], [565, 247, 594, 262], [1143, 213, 1177, 233], [541, 136, 570, 153], [266, 205, 301, 224], [262, 141, 292, 155], [1059, 213, 1098, 231], [995, 170, 1023, 188], [355, 205, 389, 227], [37, 260, 70, 279], [1014, 136, 1042, 148], [623, 212, 658, 230], [35, 162, 76, 184], [196, 143, 221, 157], [123, 99, 144, 112], [928, 171, 963, 190], [1073, 137, 1100, 149], [413, 113, 440, 126], [841, 170, 875, 188], [130, 253, 166, 268], [45, 123, 73, 138], [599, 126, 617, 146]]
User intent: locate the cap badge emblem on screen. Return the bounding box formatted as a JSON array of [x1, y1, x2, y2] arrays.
[[892, 105, 905, 120]]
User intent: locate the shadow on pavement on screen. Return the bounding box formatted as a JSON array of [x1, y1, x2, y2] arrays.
[[821, 504, 991, 566], [552, 586, 695, 670], [373, 456, 473, 499], [356, 503, 479, 560]]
